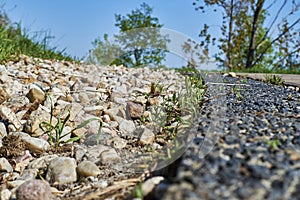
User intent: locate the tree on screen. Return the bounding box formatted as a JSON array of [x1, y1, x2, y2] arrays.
[[88, 3, 169, 67], [87, 34, 122, 65], [191, 0, 300, 71]]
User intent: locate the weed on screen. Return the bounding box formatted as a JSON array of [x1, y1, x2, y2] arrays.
[[236, 90, 243, 101], [266, 139, 280, 150], [232, 85, 237, 93], [264, 74, 285, 86], [232, 85, 243, 101], [241, 79, 247, 83], [132, 182, 144, 199], [39, 96, 103, 149], [146, 69, 206, 163], [150, 82, 167, 96]]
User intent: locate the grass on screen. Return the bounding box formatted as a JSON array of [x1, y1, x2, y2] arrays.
[[142, 67, 206, 164], [145, 70, 205, 141], [264, 74, 285, 86], [0, 7, 74, 63], [131, 182, 144, 199], [39, 95, 103, 150]]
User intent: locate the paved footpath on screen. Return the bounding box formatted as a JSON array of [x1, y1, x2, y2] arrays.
[[236, 73, 300, 87], [147, 73, 300, 200]]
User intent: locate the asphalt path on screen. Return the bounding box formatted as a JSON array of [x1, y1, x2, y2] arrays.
[[236, 73, 300, 87]]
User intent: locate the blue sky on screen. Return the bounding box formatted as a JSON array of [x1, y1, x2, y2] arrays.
[[4, 0, 216, 60], [3, 1, 297, 69]]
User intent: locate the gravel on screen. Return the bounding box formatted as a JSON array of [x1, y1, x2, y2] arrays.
[[152, 75, 300, 200], [1, 55, 300, 199]]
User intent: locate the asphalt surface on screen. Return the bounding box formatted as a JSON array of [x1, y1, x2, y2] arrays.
[[236, 73, 300, 87], [148, 73, 300, 200]]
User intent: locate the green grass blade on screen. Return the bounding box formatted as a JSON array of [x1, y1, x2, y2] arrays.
[[74, 118, 100, 130], [64, 136, 81, 144]]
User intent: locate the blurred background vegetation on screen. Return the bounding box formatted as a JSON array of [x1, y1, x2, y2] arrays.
[[0, 1, 299, 74], [190, 0, 300, 74], [0, 3, 73, 64]]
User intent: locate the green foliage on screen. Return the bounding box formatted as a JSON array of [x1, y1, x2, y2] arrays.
[[272, 19, 300, 71], [236, 89, 243, 101], [40, 96, 103, 149], [87, 33, 122, 65], [266, 139, 280, 150], [88, 3, 169, 67], [181, 38, 210, 69], [150, 82, 166, 96], [191, 0, 300, 72], [264, 74, 285, 86], [142, 69, 206, 168], [0, 5, 73, 63], [131, 182, 144, 199]]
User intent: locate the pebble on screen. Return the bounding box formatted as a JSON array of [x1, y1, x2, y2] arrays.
[[0, 189, 11, 200], [28, 155, 58, 169], [228, 72, 237, 77], [0, 157, 13, 172], [21, 134, 50, 153], [0, 87, 10, 104], [25, 109, 57, 136], [0, 65, 9, 83], [26, 87, 46, 103], [0, 105, 22, 131], [139, 127, 155, 145], [117, 117, 136, 135], [100, 149, 121, 164], [105, 106, 127, 120], [142, 176, 164, 196], [58, 126, 72, 142], [78, 92, 90, 104], [74, 145, 86, 161], [112, 136, 127, 149], [0, 122, 7, 137], [127, 101, 144, 119], [0, 56, 194, 198], [66, 102, 84, 121], [46, 157, 77, 184], [16, 179, 53, 200], [86, 145, 110, 162], [77, 160, 101, 177], [7, 179, 26, 189], [102, 114, 111, 123]]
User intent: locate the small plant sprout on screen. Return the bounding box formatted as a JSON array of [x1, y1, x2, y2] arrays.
[[231, 85, 243, 101], [241, 79, 247, 83], [236, 89, 243, 101], [40, 96, 103, 149], [266, 139, 280, 150], [264, 74, 285, 86], [132, 182, 144, 199], [150, 82, 166, 96]]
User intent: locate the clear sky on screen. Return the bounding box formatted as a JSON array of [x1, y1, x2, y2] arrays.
[[3, 1, 297, 69], [4, 0, 217, 60]]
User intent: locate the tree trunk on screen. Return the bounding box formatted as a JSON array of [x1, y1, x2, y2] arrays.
[[134, 48, 142, 66], [226, 0, 234, 70], [245, 0, 265, 69]]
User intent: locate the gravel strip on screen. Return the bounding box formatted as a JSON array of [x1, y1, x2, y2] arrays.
[[151, 75, 300, 200]]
